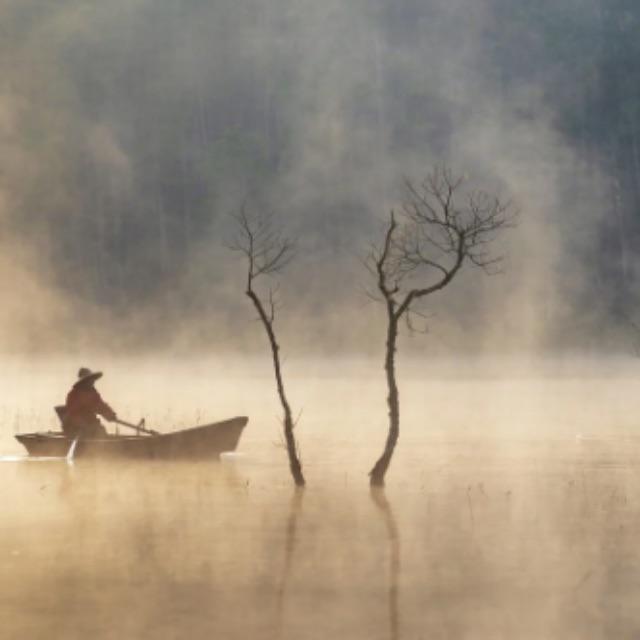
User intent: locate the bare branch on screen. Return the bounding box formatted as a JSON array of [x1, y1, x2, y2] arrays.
[[229, 206, 297, 286], [404, 306, 431, 335], [367, 166, 516, 324]]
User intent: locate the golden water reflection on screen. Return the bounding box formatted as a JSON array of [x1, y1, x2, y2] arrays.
[[1, 440, 639, 639], [2, 363, 640, 638]]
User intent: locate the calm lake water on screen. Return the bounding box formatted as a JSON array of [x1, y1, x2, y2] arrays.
[[1, 357, 639, 639]]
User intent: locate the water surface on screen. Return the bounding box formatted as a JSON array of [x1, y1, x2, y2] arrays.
[[1, 357, 638, 639]]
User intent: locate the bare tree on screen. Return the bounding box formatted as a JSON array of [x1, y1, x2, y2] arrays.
[[230, 207, 305, 487], [367, 166, 516, 486]]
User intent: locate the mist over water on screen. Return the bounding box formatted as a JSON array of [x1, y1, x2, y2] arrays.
[[0, 0, 632, 354], [1, 357, 639, 638]]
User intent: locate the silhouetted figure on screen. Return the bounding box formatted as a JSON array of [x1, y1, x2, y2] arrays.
[[62, 368, 117, 438]]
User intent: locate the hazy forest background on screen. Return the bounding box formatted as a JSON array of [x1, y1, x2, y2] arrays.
[[1, 0, 638, 356]]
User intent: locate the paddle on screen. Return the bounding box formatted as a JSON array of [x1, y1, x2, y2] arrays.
[[66, 436, 79, 463], [114, 418, 160, 436]]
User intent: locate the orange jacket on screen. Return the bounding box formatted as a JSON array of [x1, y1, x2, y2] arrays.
[[64, 385, 116, 428]]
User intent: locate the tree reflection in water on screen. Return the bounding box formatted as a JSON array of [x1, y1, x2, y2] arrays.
[[277, 488, 305, 633], [370, 487, 401, 640]]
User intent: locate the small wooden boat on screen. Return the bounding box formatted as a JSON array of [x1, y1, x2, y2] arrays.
[[15, 416, 248, 460]]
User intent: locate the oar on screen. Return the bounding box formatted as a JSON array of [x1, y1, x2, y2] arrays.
[[66, 436, 79, 463], [114, 418, 159, 436]]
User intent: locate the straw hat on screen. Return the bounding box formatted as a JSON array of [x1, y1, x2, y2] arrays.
[[75, 367, 103, 386]]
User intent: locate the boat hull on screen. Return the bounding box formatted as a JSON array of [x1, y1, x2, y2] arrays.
[[15, 416, 248, 460]]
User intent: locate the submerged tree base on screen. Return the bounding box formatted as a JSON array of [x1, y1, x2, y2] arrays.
[[369, 460, 386, 487]]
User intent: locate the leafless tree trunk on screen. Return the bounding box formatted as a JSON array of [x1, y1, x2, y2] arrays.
[[367, 166, 516, 486], [230, 208, 305, 487]]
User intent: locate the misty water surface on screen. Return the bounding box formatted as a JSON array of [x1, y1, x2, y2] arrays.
[[1, 358, 639, 639]]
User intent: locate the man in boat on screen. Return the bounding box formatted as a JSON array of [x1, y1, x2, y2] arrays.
[[62, 368, 117, 438]]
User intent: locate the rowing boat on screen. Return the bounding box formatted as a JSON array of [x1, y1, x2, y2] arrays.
[[15, 416, 248, 460]]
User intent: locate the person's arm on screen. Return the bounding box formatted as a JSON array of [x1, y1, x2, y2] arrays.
[[93, 389, 117, 422]]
